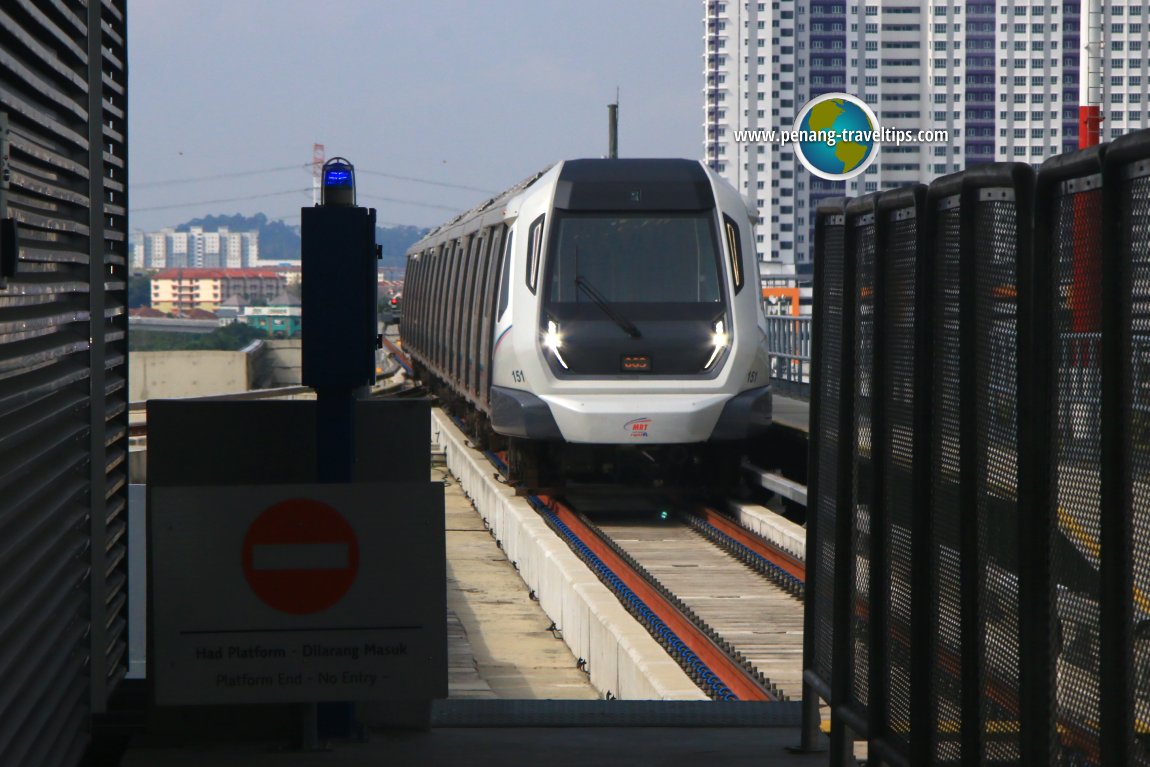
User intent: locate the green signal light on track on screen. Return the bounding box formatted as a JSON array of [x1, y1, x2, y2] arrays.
[[659, 510, 669, 521]]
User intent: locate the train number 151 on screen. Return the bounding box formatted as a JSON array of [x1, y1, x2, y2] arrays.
[[511, 369, 526, 383]]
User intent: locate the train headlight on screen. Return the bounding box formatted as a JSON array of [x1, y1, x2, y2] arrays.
[[704, 319, 728, 370], [543, 320, 569, 370]]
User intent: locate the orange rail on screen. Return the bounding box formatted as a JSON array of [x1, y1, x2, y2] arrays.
[[539, 495, 775, 701], [693, 505, 806, 583]]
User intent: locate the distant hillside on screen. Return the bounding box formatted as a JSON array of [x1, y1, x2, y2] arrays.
[[179, 213, 299, 262], [178, 213, 427, 271], [376, 225, 429, 270]]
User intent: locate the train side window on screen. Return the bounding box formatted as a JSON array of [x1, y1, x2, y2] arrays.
[[406, 254, 419, 345], [434, 244, 449, 359], [722, 214, 745, 294], [437, 241, 457, 366], [419, 249, 432, 347], [498, 226, 514, 318], [482, 226, 504, 333], [460, 233, 482, 383], [448, 237, 471, 378], [525, 214, 544, 294], [468, 229, 494, 391], [478, 225, 505, 405]]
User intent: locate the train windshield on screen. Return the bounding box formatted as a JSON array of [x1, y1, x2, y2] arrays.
[[545, 213, 723, 305]]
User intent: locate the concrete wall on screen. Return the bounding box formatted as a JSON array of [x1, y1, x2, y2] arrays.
[[431, 409, 706, 701], [263, 339, 301, 386], [130, 349, 253, 401]]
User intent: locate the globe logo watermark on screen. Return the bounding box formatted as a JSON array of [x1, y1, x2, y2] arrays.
[[791, 93, 880, 181], [731, 95, 951, 180]]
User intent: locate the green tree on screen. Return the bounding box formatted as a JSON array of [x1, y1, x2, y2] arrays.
[[128, 274, 151, 308], [129, 323, 268, 352]]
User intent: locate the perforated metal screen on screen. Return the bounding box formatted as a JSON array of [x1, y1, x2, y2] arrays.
[[0, 3, 128, 766], [1050, 178, 1103, 764], [973, 190, 1022, 763], [850, 213, 876, 716], [929, 195, 964, 763], [803, 134, 1150, 766], [1121, 166, 1150, 765], [812, 211, 845, 690], [881, 204, 918, 757]]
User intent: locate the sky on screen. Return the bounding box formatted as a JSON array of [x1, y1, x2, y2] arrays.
[[128, 0, 705, 233]]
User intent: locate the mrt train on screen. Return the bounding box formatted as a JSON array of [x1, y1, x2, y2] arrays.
[[401, 158, 772, 484]]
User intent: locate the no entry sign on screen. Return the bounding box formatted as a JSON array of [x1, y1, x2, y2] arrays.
[[149, 482, 446, 705], [241, 498, 359, 615]]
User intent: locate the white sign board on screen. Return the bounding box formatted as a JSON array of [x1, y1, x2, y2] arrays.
[[149, 482, 445, 705]]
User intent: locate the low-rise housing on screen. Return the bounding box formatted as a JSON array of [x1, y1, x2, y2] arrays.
[[150, 268, 287, 313]]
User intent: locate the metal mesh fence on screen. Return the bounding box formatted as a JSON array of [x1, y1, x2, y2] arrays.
[[880, 202, 919, 757], [850, 213, 876, 715], [973, 191, 1023, 763], [1121, 168, 1150, 765], [929, 194, 964, 764], [1050, 176, 1104, 765], [812, 212, 846, 689], [804, 135, 1150, 765]]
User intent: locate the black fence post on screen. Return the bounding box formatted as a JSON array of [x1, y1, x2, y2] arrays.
[[799, 198, 847, 755], [829, 195, 862, 765], [908, 181, 937, 767], [839, 194, 880, 754], [957, 170, 983, 765], [1100, 129, 1150, 767]]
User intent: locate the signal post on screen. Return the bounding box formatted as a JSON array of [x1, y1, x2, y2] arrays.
[[146, 158, 445, 751]]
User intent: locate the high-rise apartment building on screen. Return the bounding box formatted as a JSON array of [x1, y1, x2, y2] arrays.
[[131, 226, 260, 270], [704, 0, 1150, 272]]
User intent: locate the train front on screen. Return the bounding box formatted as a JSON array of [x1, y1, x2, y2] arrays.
[[492, 158, 772, 455]]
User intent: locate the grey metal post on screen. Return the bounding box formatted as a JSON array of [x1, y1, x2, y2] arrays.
[[608, 102, 618, 159]]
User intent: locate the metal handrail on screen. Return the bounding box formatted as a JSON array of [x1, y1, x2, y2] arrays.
[[764, 314, 812, 397]]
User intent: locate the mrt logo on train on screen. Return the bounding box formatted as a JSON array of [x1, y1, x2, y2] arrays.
[[626, 418, 651, 438]]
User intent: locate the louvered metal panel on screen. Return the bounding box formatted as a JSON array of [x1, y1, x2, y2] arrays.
[[0, 1, 128, 766]]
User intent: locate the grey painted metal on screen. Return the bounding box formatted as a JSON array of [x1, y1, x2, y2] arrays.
[[433, 699, 804, 727], [740, 458, 808, 507], [127, 485, 146, 679], [763, 314, 811, 398], [127, 316, 222, 334], [0, 2, 128, 765]]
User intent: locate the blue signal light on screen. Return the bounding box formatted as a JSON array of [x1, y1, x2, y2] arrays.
[[325, 168, 352, 187], [320, 157, 356, 206]]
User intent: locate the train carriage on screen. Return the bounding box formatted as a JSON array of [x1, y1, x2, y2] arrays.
[[403, 158, 772, 484]]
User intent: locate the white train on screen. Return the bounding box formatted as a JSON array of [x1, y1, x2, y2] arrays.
[[402, 158, 772, 483]]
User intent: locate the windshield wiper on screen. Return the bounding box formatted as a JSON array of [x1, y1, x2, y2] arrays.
[[574, 275, 642, 339]]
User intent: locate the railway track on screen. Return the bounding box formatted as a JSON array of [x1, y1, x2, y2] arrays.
[[520, 486, 808, 703], [592, 510, 805, 699], [437, 405, 811, 703]]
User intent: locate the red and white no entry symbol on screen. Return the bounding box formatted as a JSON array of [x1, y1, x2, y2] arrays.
[[241, 498, 360, 615]]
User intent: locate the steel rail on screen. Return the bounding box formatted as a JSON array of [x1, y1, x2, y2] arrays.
[[689, 505, 806, 585], [537, 494, 777, 702]]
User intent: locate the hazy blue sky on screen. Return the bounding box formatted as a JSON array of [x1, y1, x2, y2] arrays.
[[129, 0, 704, 232]]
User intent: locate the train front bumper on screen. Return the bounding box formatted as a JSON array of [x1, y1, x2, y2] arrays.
[[490, 385, 772, 444]]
